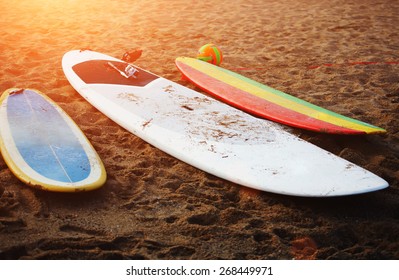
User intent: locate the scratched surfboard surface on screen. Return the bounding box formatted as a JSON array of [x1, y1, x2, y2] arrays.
[[62, 50, 388, 197]]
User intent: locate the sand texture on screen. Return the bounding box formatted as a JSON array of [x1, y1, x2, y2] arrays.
[[0, 0, 398, 259]]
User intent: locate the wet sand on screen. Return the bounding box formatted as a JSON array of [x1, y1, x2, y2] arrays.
[[0, 0, 398, 259]]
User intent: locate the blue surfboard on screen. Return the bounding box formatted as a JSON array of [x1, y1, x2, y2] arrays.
[[0, 88, 106, 192]]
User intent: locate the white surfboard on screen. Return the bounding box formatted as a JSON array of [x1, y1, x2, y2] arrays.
[[62, 50, 388, 197]]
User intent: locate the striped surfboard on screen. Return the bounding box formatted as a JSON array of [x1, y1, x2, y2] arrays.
[[175, 57, 386, 135]]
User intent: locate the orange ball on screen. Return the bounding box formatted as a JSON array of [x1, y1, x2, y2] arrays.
[[196, 43, 223, 66]]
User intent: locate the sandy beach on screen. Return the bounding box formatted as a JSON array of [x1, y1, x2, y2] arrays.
[[0, 0, 398, 259]]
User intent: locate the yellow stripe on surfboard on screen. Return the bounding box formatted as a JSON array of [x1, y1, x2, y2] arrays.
[[179, 57, 386, 134]]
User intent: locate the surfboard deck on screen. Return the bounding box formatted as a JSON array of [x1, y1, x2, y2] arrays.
[[62, 50, 388, 197], [0, 88, 106, 192], [175, 57, 386, 135]]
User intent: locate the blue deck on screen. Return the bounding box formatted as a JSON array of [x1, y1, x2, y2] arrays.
[[7, 90, 90, 183]]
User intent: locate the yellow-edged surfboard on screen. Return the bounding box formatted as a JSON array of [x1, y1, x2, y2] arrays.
[[0, 88, 106, 192]]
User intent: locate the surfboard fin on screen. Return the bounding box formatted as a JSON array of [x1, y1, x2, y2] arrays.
[[121, 49, 142, 63], [9, 89, 25, 95]]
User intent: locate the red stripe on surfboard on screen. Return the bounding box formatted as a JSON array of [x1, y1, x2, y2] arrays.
[[176, 62, 363, 134]]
